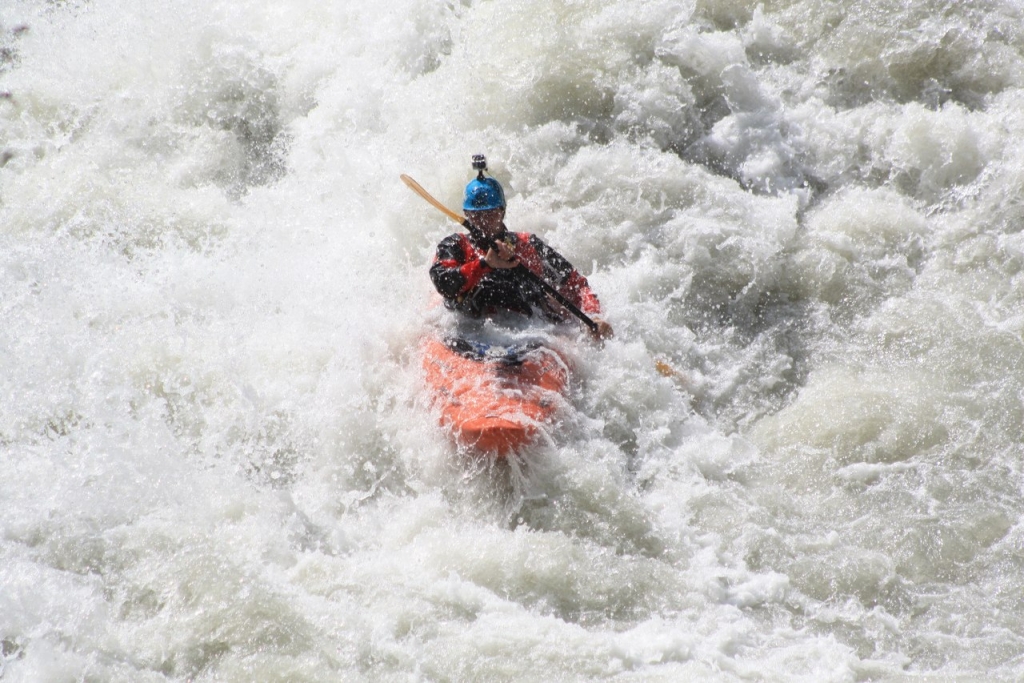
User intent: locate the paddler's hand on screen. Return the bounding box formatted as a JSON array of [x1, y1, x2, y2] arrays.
[[591, 317, 614, 340], [483, 241, 520, 269]]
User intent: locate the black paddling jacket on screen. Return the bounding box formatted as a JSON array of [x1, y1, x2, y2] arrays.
[[430, 231, 601, 319]]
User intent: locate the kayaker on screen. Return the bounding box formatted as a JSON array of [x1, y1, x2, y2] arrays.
[[429, 157, 614, 339]]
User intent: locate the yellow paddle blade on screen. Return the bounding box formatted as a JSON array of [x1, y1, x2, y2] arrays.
[[400, 174, 466, 225], [655, 360, 677, 378]]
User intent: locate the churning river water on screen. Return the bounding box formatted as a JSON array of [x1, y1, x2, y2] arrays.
[[3, 0, 1024, 680]]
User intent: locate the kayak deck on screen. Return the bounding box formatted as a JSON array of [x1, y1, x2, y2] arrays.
[[421, 336, 569, 455]]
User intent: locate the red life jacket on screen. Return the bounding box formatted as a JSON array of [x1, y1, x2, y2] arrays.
[[431, 232, 601, 316]]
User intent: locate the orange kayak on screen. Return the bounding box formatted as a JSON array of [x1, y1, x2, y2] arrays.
[[421, 336, 570, 456]]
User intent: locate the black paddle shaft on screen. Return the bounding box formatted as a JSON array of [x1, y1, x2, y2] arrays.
[[464, 220, 600, 333]]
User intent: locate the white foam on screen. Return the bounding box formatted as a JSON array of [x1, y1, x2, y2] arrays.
[[3, 0, 1024, 679]]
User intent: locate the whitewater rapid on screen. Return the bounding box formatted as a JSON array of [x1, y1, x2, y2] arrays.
[[3, 0, 1024, 680]]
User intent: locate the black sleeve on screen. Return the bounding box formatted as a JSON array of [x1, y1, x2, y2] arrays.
[[430, 233, 472, 299], [528, 234, 575, 285]]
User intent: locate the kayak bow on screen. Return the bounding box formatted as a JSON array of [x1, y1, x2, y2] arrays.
[[421, 335, 569, 455]]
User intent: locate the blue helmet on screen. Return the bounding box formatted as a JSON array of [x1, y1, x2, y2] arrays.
[[463, 176, 506, 212]]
